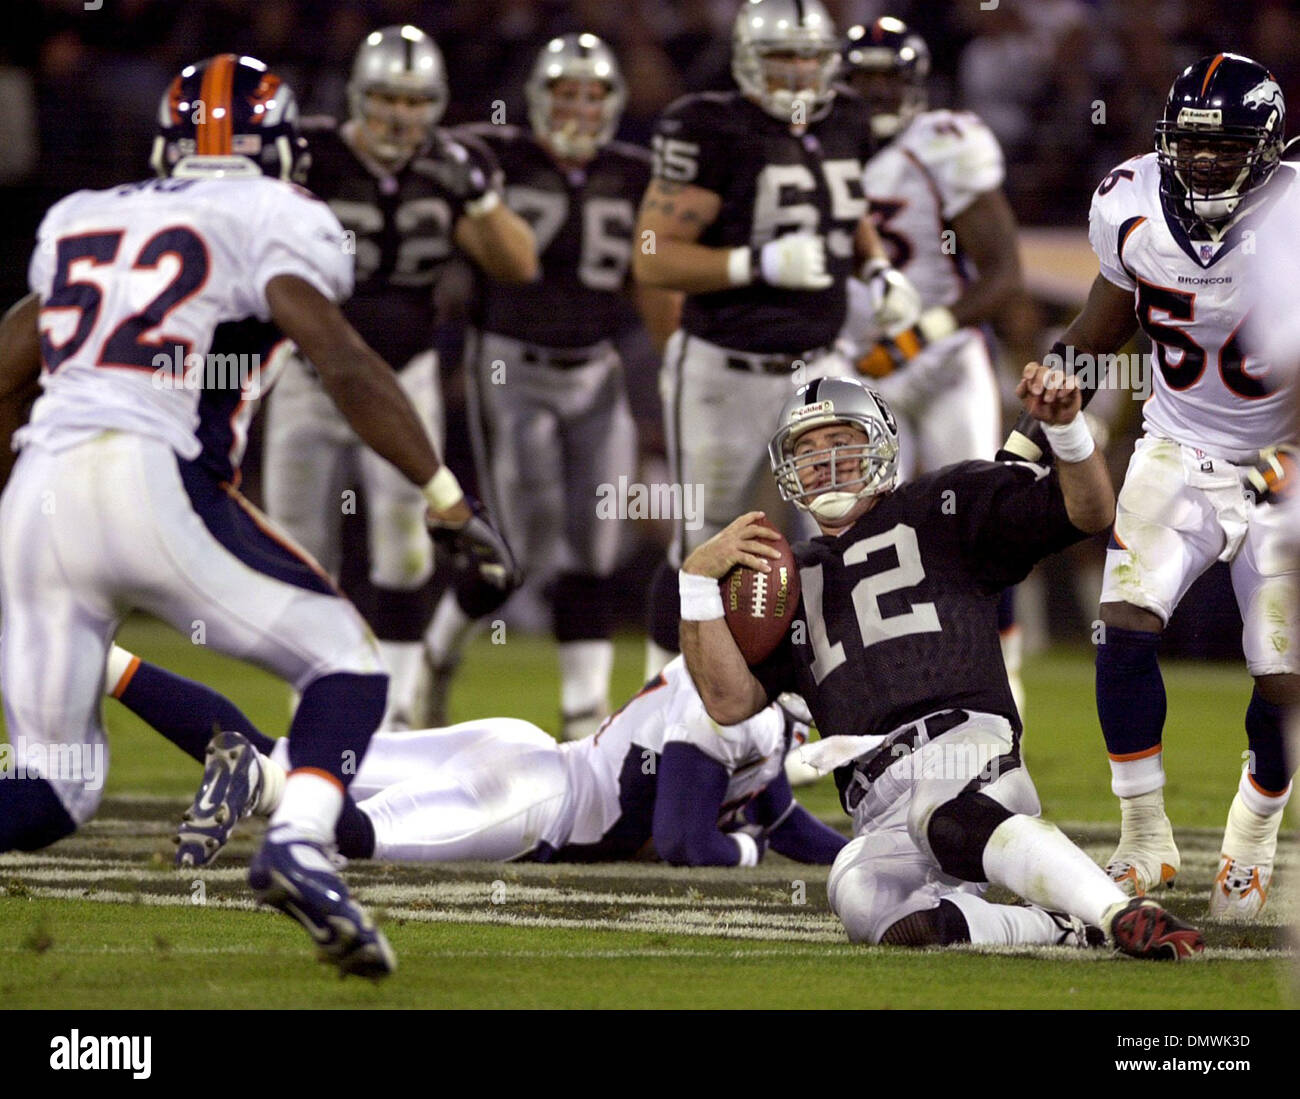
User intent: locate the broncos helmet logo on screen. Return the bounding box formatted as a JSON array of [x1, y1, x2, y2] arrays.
[[1243, 78, 1284, 113]]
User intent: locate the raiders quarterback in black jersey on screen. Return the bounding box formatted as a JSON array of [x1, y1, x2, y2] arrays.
[[263, 24, 536, 731], [679, 370, 1205, 961], [633, 0, 924, 677], [423, 34, 680, 741]]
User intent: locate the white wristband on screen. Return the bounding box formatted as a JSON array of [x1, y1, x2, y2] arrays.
[[731, 832, 760, 867], [679, 569, 725, 621], [1043, 417, 1095, 463], [465, 190, 500, 218], [859, 256, 889, 281], [727, 246, 753, 287], [422, 466, 464, 512]]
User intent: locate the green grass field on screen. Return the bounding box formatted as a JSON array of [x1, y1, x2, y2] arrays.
[[0, 616, 1295, 1010]]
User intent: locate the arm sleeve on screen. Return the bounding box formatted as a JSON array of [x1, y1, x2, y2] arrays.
[[953, 460, 1090, 589], [650, 97, 730, 194], [1087, 173, 1137, 293], [236, 186, 354, 320], [112, 660, 278, 761], [922, 115, 1006, 220], [652, 742, 741, 866]]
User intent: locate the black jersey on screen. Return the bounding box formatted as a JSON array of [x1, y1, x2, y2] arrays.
[[457, 124, 650, 348], [650, 89, 876, 354], [303, 119, 500, 367], [752, 460, 1086, 745]]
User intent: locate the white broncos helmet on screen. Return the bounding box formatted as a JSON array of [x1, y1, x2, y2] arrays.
[[732, 0, 840, 122], [348, 24, 448, 162], [526, 33, 626, 161], [769, 377, 899, 522]]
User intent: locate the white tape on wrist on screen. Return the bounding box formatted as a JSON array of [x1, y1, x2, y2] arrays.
[[1043, 417, 1095, 463], [731, 832, 760, 867], [679, 569, 725, 621], [727, 246, 754, 287], [465, 190, 501, 218], [422, 466, 464, 512]]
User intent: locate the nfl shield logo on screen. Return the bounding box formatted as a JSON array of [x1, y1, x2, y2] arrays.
[[1200, 244, 1214, 262]]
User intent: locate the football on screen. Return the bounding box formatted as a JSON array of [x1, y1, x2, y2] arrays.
[[721, 517, 801, 664]]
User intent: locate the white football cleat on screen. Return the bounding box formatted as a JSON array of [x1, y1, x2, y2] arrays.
[[1208, 856, 1271, 920], [1208, 790, 1284, 920]]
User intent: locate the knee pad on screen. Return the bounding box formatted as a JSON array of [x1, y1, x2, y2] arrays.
[[880, 900, 971, 947], [923, 792, 1013, 883], [0, 778, 78, 852]]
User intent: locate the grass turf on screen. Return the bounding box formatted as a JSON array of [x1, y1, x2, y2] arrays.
[[0, 616, 1294, 1010]]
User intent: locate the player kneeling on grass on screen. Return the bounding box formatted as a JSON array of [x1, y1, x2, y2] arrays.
[[104, 649, 843, 868], [679, 371, 1205, 959]]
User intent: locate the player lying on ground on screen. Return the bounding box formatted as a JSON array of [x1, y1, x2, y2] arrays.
[[103, 649, 844, 868], [681, 371, 1204, 959]]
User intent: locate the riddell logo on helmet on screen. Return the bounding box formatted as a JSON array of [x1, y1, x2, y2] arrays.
[[1177, 108, 1222, 127], [791, 400, 834, 421]]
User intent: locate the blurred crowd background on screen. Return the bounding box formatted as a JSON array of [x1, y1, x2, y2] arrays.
[[0, 0, 1269, 652]]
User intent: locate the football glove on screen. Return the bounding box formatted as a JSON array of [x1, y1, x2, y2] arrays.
[[756, 233, 833, 290], [428, 132, 499, 215], [428, 496, 522, 591], [1244, 444, 1299, 505], [855, 306, 958, 378], [860, 258, 924, 337]]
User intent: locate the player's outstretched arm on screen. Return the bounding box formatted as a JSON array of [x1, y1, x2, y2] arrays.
[[266, 274, 469, 523], [1001, 274, 1137, 462], [679, 512, 781, 726], [0, 293, 42, 488], [1016, 362, 1115, 533]]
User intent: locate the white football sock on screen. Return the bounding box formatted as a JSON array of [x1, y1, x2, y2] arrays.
[[982, 814, 1127, 928], [560, 639, 613, 719], [271, 770, 343, 844], [944, 893, 1064, 946], [1222, 774, 1290, 864], [376, 639, 424, 730], [1108, 750, 1166, 799], [105, 644, 138, 696], [254, 751, 287, 816]]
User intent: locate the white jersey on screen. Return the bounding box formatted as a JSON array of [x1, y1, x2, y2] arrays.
[[559, 656, 790, 852], [1089, 152, 1299, 460], [21, 176, 352, 472], [841, 109, 1003, 353]]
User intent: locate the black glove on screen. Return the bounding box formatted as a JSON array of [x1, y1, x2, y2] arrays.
[[428, 497, 522, 591], [1244, 445, 1299, 505]]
